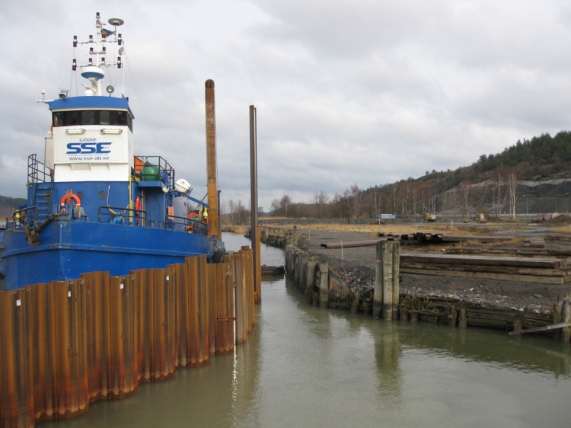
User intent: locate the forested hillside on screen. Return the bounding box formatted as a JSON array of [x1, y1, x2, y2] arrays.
[[266, 131, 571, 220]]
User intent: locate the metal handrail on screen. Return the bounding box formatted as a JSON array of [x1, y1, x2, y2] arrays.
[[166, 214, 207, 233], [134, 155, 175, 189], [27, 154, 53, 184], [97, 206, 207, 234], [97, 206, 147, 225]]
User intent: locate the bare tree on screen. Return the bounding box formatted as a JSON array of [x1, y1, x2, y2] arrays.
[[508, 172, 518, 219], [349, 185, 360, 218], [314, 191, 329, 218], [280, 194, 291, 217], [270, 199, 280, 215]]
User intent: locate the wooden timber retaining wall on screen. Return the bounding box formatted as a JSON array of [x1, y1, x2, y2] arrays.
[[0, 248, 257, 428], [285, 245, 571, 343]]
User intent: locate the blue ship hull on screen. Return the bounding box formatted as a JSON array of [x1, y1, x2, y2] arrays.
[[2, 219, 209, 289]]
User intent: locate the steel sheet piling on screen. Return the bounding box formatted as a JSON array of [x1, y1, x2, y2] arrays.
[[197, 256, 210, 365], [0, 289, 34, 428], [214, 258, 235, 354], [0, 250, 256, 427], [173, 262, 190, 367], [186, 257, 201, 367], [83, 272, 110, 399], [207, 263, 217, 355]]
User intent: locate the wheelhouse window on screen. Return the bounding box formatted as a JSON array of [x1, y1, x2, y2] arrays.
[[52, 110, 133, 131]]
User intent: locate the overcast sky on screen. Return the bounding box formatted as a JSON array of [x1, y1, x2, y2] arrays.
[[2, 0, 571, 209]]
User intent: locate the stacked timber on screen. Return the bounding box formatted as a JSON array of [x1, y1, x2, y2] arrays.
[[545, 234, 571, 256], [400, 253, 571, 284], [445, 239, 547, 257]]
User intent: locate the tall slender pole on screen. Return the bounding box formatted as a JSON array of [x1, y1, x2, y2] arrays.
[[205, 79, 220, 239], [249, 105, 261, 303]]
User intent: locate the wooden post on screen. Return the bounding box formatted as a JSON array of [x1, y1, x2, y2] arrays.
[[305, 259, 317, 298], [449, 306, 458, 327], [351, 290, 360, 314], [459, 307, 467, 329], [374, 239, 400, 320], [512, 318, 523, 336], [562, 299, 571, 344], [391, 241, 400, 319], [318, 263, 329, 308]]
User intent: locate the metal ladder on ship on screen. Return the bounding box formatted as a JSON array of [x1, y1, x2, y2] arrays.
[[27, 154, 54, 224], [33, 182, 54, 223]]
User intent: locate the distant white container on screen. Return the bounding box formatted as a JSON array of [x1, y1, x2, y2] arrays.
[[377, 213, 397, 220]]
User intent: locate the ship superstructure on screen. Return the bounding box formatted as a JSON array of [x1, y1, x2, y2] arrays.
[[0, 13, 217, 289]]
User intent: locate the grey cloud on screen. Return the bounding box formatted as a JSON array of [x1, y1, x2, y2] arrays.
[[0, 0, 570, 210]]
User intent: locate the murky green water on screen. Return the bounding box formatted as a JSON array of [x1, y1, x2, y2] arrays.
[[43, 233, 571, 428]]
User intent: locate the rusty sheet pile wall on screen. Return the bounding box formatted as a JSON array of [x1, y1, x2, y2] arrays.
[[0, 248, 257, 428]]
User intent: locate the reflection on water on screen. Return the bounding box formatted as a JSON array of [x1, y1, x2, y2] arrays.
[[42, 233, 571, 428]]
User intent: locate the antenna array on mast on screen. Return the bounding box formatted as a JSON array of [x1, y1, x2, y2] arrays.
[[71, 12, 125, 96]]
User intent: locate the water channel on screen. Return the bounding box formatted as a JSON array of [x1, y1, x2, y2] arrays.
[[43, 233, 571, 428]]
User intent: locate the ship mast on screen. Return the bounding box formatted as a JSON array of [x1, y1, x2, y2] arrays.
[[72, 12, 125, 96]]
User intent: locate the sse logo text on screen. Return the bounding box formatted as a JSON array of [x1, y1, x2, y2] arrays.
[[66, 142, 111, 154]]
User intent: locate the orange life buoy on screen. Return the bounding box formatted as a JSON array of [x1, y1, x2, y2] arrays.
[[59, 190, 81, 207], [135, 196, 142, 212]]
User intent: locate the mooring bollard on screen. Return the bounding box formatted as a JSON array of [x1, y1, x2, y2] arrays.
[[318, 263, 329, 308], [374, 239, 400, 320]]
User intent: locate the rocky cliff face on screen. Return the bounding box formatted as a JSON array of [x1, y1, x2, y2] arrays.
[[439, 178, 571, 215]]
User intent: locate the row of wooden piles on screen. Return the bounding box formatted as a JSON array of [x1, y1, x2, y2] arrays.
[[285, 245, 571, 341], [0, 248, 258, 428]]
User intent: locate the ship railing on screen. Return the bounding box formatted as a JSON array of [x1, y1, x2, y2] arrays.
[[7, 206, 38, 229], [96, 206, 207, 234], [165, 214, 207, 234], [97, 206, 147, 226], [133, 155, 175, 189], [27, 154, 53, 185]]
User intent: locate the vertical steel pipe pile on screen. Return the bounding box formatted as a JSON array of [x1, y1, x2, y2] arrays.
[[205, 79, 220, 239], [249, 105, 261, 304]]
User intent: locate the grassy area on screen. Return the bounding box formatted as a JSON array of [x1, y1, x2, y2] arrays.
[[256, 222, 506, 237], [224, 220, 571, 238], [221, 224, 248, 235]]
